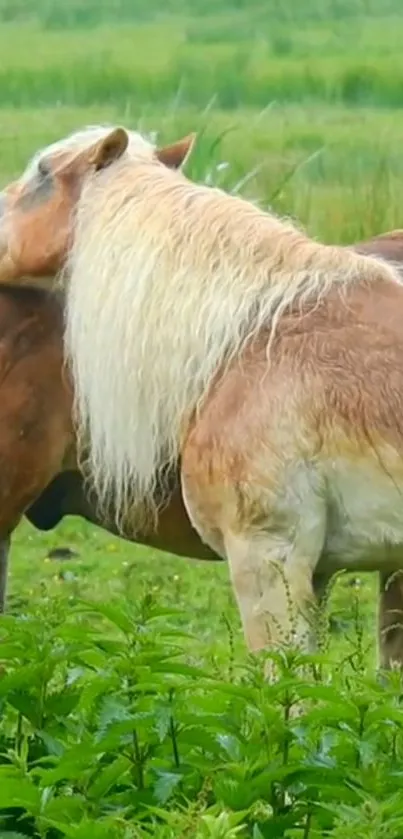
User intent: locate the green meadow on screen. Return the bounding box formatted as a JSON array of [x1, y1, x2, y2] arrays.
[[1, 1, 403, 836]]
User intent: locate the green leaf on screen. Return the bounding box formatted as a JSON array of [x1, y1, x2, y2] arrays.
[[41, 816, 123, 838], [44, 687, 81, 717], [216, 733, 242, 761], [43, 793, 87, 825], [96, 717, 153, 751], [154, 705, 172, 742], [153, 771, 182, 804], [0, 644, 27, 660], [130, 651, 182, 666], [0, 770, 41, 813], [6, 690, 43, 726], [77, 673, 119, 712], [0, 833, 32, 838], [33, 742, 98, 785], [87, 755, 131, 799], [73, 601, 134, 634], [98, 695, 131, 725], [151, 662, 210, 678], [202, 680, 257, 702], [0, 664, 47, 695], [37, 730, 65, 757], [146, 607, 192, 621]]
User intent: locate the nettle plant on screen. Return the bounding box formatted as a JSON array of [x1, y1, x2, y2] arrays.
[[0, 582, 403, 839]]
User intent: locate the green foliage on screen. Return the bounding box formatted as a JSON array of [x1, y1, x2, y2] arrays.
[[0, 0, 402, 27], [2, 1, 403, 112], [0, 522, 400, 839]]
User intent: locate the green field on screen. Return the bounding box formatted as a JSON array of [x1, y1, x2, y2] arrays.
[[2, 0, 403, 836]]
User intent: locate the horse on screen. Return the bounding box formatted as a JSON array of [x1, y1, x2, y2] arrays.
[[0, 280, 218, 614], [0, 283, 72, 612], [2, 235, 403, 665], [1, 124, 403, 668], [0, 130, 218, 611]]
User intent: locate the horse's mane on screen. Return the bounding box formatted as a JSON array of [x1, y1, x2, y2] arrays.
[[57, 126, 401, 532]]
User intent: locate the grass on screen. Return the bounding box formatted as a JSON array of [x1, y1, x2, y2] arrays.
[[4, 19, 403, 111], [2, 0, 403, 835]]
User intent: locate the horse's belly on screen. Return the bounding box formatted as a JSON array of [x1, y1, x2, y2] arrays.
[[322, 538, 403, 573], [321, 455, 403, 573]]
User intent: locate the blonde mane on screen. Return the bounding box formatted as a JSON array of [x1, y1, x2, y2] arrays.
[[60, 127, 401, 531]]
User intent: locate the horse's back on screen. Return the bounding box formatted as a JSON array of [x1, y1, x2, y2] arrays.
[[354, 229, 403, 264]]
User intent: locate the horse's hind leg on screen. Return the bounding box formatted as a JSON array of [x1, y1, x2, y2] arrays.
[[0, 536, 10, 613], [223, 505, 326, 657], [378, 570, 403, 669]]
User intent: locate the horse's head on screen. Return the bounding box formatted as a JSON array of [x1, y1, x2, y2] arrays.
[[0, 125, 195, 285]]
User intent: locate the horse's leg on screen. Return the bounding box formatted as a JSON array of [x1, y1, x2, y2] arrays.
[[0, 536, 10, 613], [378, 570, 403, 669], [223, 510, 326, 657]]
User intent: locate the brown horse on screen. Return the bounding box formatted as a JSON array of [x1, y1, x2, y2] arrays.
[[0, 280, 218, 613], [0, 283, 72, 611], [350, 230, 403, 668], [0, 131, 218, 611], [1, 125, 403, 670]]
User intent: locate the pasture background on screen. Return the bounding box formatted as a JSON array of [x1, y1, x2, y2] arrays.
[[1, 0, 403, 837]]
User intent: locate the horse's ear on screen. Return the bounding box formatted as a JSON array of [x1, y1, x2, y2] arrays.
[[88, 128, 129, 171], [156, 134, 196, 169]]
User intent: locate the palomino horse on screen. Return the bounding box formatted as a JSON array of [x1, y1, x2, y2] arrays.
[[0, 234, 402, 664], [1, 125, 403, 668]]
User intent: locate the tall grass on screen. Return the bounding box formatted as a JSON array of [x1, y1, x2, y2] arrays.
[[1, 0, 403, 26], [2, 0, 403, 107], [3, 18, 403, 110]]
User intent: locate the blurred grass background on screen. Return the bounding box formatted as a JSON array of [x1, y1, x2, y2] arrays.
[[0, 0, 402, 244]]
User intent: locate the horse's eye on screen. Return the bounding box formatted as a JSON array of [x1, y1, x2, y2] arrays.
[[37, 158, 50, 178]]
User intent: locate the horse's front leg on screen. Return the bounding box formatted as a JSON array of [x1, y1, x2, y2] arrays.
[[378, 570, 403, 669], [0, 536, 11, 613], [182, 470, 326, 667], [180, 362, 327, 674], [222, 513, 326, 662]]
